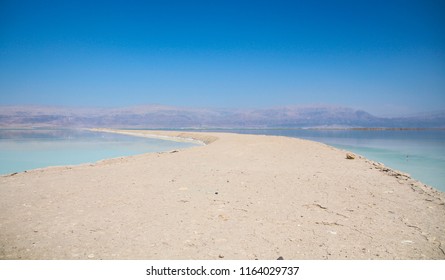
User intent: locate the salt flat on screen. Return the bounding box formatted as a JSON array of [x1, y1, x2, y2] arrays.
[[1, 130, 444, 259]]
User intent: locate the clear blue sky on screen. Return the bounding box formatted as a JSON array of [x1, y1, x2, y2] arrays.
[[1, 0, 444, 116]]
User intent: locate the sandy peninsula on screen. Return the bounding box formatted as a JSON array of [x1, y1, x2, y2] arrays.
[[0, 129, 444, 260]]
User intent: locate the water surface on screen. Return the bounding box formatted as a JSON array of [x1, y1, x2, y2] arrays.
[[196, 129, 445, 192], [2, 128, 444, 192], [0, 129, 199, 175]]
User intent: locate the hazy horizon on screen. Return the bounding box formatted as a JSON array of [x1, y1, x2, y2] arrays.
[[1, 0, 444, 117], [1, 102, 444, 119]]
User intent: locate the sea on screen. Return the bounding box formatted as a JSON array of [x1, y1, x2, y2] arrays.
[[195, 128, 445, 192], [1, 128, 444, 192], [0, 129, 199, 175]]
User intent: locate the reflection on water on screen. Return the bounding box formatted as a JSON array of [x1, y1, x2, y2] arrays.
[[0, 129, 198, 175], [2, 128, 444, 192]]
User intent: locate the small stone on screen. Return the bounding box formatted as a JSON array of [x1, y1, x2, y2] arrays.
[[218, 214, 229, 221], [218, 254, 224, 259], [87, 253, 95, 259], [346, 153, 356, 160], [396, 171, 410, 178], [277, 256, 284, 260]]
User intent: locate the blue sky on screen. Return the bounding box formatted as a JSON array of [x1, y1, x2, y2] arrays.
[[1, 0, 444, 116]]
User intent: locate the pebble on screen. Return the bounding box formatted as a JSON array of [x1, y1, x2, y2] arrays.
[[346, 153, 356, 160]]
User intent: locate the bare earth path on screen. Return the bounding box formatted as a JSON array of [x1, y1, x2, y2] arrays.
[[1, 130, 444, 259]]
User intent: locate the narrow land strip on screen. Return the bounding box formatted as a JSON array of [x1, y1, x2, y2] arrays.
[[1, 130, 444, 259]]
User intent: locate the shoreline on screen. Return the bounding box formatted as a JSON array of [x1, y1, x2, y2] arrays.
[[2, 128, 442, 191], [1, 130, 444, 259], [95, 128, 440, 192], [89, 128, 211, 146], [96, 128, 444, 193]]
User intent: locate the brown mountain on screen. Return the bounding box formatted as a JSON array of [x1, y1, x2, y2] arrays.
[[0, 105, 443, 128]]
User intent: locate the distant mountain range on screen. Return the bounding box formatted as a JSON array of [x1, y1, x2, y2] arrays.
[[0, 105, 444, 129]]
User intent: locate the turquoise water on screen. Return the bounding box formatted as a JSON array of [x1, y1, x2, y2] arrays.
[[2, 128, 444, 193], [0, 129, 199, 175], [198, 129, 445, 192]]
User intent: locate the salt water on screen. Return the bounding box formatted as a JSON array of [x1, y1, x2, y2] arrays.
[[199, 129, 445, 192], [0, 129, 200, 175], [2, 128, 444, 192]]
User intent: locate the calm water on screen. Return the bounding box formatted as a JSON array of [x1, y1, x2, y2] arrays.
[[197, 129, 445, 192], [2, 128, 444, 192], [0, 129, 199, 175]]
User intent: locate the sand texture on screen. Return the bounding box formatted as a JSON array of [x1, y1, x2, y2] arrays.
[[1, 130, 444, 260]]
